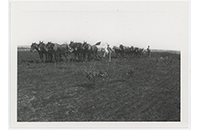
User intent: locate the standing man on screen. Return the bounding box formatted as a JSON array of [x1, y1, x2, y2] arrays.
[[147, 45, 151, 57], [107, 44, 112, 62]]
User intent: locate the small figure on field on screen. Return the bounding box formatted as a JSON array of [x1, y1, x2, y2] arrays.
[[107, 44, 112, 62], [147, 45, 151, 57]]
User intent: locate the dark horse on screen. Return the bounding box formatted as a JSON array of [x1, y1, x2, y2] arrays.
[[60, 43, 72, 61], [46, 42, 63, 62], [82, 41, 92, 61], [91, 45, 99, 60], [133, 47, 144, 58], [113, 46, 123, 58], [119, 44, 133, 58], [69, 41, 83, 61], [30, 41, 48, 62]]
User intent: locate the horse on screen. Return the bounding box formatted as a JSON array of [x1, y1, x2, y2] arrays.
[[113, 46, 123, 58], [91, 45, 99, 60], [38, 41, 48, 61], [46, 42, 54, 62], [53, 43, 62, 62], [118, 44, 133, 58], [82, 41, 92, 61], [69, 41, 83, 61], [46, 42, 62, 62], [82, 42, 101, 61], [60, 43, 73, 61], [30, 42, 39, 52], [133, 47, 144, 58], [30, 41, 48, 62], [95, 42, 112, 62]]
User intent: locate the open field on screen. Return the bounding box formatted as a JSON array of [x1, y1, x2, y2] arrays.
[[17, 51, 180, 121]]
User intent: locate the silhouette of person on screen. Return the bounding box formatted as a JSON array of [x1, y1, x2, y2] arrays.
[[147, 45, 151, 57], [107, 44, 112, 62]]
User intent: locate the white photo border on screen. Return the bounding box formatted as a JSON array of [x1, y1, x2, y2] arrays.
[[10, 0, 190, 128]]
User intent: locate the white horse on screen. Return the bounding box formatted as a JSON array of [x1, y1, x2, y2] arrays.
[[95, 41, 112, 62]]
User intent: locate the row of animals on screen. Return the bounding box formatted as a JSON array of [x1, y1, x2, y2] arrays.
[[30, 41, 151, 62]]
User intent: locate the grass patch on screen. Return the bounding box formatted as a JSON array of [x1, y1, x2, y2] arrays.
[[17, 51, 180, 121]]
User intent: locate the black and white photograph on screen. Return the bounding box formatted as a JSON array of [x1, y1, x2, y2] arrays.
[[10, 1, 190, 128]]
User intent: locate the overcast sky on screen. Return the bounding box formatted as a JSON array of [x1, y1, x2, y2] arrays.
[[11, 2, 189, 50]]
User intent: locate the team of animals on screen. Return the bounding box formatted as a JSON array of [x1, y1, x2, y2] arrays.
[[30, 41, 151, 62]]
